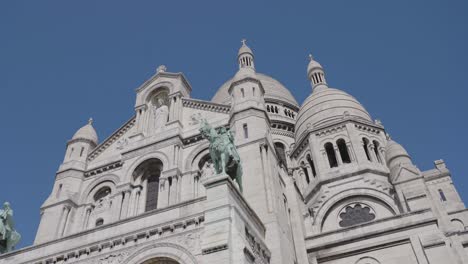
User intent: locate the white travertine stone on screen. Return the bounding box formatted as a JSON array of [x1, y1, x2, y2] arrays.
[[2, 41, 467, 264]]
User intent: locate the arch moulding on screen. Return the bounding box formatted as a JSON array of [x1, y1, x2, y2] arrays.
[[184, 142, 210, 171], [123, 242, 197, 264], [313, 187, 399, 229], [125, 151, 170, 183], [79, 174, 120, 204]]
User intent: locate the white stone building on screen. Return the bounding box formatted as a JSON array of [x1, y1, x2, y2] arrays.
[[1, 41, 468, 264]]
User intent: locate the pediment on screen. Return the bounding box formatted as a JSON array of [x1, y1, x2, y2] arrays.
[[393, 165, 420, 183], [87, 117, 136, 164]]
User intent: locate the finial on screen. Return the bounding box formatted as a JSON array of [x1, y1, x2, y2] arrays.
[[241, 39, 247, 46], [308, 54, 314, 61], [156, 65, 167, 73], [88, 118, 93, 125]]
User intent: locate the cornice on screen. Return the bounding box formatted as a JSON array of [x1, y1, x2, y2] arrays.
[[84, 161, 124, 177], [88, 117, 136, 162], [182, 98, 230, 114]]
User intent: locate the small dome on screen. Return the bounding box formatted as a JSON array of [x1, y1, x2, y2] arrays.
[[295, 88, 372, 141], [212, 73, 299, 108], [385, 139, 411, 165], [307, 55, 323, 77], [72, 119, 98, 145], [238, 40, 253, 57]]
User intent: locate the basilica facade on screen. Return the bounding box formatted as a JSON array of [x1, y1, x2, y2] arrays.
[[1, 41, 468, 264]]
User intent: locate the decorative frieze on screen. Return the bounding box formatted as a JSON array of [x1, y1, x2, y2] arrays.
[[31, 215, 204, 264], [354, 123, 382, 135], [315, 124, 346, 137], [84, 161, 123, 177], [182, 98, 230, 114]]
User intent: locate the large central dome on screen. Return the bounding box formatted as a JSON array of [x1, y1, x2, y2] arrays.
[[211, 72, 299, 108]]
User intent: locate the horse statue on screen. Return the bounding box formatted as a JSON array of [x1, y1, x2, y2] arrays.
[[199, 119, 243, 193], [0, 202, 21, 254]]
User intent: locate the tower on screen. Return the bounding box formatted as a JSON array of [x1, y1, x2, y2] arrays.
[[34, 119, 98, 244]]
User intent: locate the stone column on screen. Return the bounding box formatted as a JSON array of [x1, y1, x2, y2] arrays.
[[347, 142, 356, 162], [334, 144, 343, 166], [111, 192, 123, 222], [139, 179, 148, 214], [368, 143, 377, 162], [157, 178, 169, 208], [82, 205, 92, 230], [57, 205, 71, 238], [120, 190, 131, 219], [127, 188, 138, 217]]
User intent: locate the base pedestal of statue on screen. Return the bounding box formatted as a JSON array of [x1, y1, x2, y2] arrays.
[[201, 174, 271, 264]]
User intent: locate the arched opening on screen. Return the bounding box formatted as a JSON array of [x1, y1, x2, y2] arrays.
[[306, 154, 317, 177], [373, 140, 382, 163], [274, 142, 288, 169], [94, 186, 111, 202], [301, 161, 310, 184], [133, 159, 163, 212], [362, 138, 371, 161], [325, 142, 338, 168], [95, 218, 104, 227], [142, 257, 179, 264], [337, 139, 351, 164], [243, 124, 249, 139]]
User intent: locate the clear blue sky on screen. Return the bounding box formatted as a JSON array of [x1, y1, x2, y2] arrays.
[[1, 0, 467, 249]]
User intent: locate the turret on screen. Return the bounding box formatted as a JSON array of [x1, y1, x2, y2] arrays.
[[63, 118, 98, 166], [307, 54, 328, 92], [229, 40, 266, 115]]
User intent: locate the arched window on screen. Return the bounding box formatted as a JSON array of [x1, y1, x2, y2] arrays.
[[274, 142, 288, 169], [301, 162, 310, 184], [145, 174, 160, 211], [243, 124, 249, 139], [438, 189, 447, 202], [325, 142, 338, 168], [306, 154, 317, 177], [134, 159, 163, 212], [267, 105, 270, 112], [337, 139, 351, 164], [373, 140, 382, 163], [95, 218, 104, 227], [275, 106, 279, 113], [241, 88, 245, 98], [362, 138, 371, 161], [94, 187, 111, 202], [252, 87, 256, 96]]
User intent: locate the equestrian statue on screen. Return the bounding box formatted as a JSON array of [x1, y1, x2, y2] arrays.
[[199, 119, 243, 193], [0, 202, 21, 254]]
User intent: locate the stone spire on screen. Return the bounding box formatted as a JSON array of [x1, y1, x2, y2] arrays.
[[307, 54, 328, 92], [238, 39, 255, 70]]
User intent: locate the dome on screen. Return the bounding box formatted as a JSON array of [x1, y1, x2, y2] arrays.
[[295, 88, 372, 141], [211, 73, 299, 108], [72, 119, 98, 145], [238, 43, 253, 57], [385, 139, 411, 166], [307, 55, 323, 77]]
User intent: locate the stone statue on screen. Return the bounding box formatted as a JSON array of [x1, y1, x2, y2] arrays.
[[200, 160, 216, 179], [0, 202, 21, 254], [199, 119, 243, 192], [153, 98, 169, 130]]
